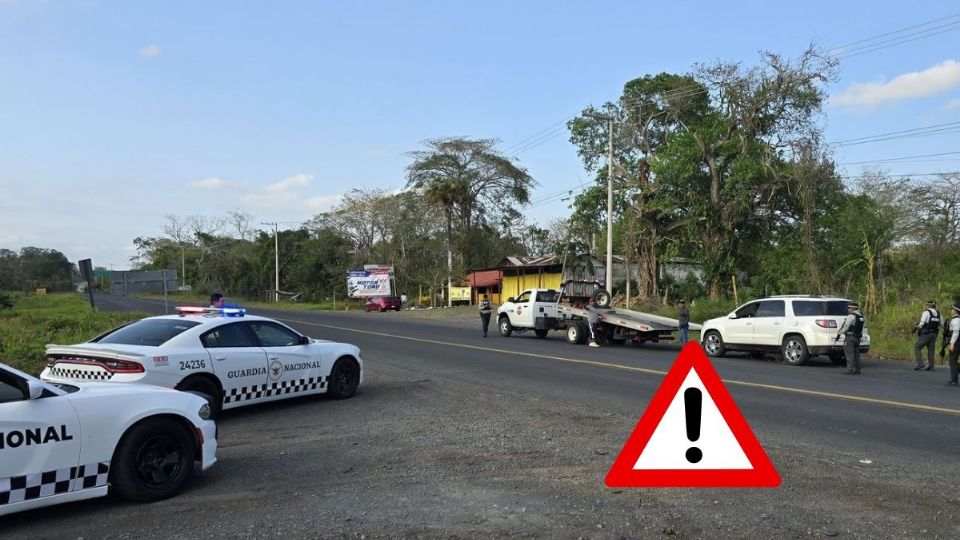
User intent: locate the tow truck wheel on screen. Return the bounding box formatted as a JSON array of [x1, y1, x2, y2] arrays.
[[566, 322, 589, 344], [499, 316, 513, 337]]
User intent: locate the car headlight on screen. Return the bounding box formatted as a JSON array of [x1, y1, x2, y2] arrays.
[[198, 403, 212, 420]]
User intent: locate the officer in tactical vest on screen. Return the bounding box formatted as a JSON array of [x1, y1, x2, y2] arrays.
[[478, 294, 493, 337], [835, 302, 865, 375], [944, 305, 960, 386], [913, 300, 941, 371]]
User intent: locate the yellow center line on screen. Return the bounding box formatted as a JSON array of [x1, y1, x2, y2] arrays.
[[277, 317, 960, 417]]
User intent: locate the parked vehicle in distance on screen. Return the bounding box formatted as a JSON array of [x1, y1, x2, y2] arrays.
[[1, 362, 216, 517], [364, 296, 402, 312], [41, 307, 364, 418], [699, 295, 871, 366]]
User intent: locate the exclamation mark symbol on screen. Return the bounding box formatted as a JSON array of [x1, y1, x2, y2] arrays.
[[684, 388, 703, 463]]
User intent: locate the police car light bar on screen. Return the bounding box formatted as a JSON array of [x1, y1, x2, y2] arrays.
[[175, 306, 246, 317]]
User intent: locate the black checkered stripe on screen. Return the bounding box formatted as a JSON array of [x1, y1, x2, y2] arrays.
[[47, 365, 113, 381], [224, 376, 327, 404], [0, 462, 109, 506]]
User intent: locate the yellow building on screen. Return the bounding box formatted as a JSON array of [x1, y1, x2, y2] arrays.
[[475, 254, 605, 302]]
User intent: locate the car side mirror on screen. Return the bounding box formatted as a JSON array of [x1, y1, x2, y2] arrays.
[[298, 335, 310, 345], [728, 313, 737, 319], [27, 380, 45, 400], [507, 297, 515, 303]]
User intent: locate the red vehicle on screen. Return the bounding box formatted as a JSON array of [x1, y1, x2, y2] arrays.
[[364, 296, 402, 312]]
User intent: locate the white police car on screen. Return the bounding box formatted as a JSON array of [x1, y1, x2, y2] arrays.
[[41, 307, 364, 417], [1, 362, 216, 517]]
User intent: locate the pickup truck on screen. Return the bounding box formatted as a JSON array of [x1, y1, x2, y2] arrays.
[[497, 281, 701, 345]]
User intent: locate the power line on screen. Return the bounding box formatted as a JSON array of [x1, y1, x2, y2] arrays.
[[826, 10, 960, 53], [832, 121, 960, 146], [840, 151, 960, 165]]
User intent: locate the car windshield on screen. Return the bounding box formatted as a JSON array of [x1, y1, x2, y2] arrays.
[[793, 300, 850, 316], [93, 319, 201, 346]]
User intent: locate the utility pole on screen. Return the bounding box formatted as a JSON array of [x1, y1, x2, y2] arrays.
[[586, 112, 617, 295], [262, 222, 279, 302], [605, 116, 614, 296]]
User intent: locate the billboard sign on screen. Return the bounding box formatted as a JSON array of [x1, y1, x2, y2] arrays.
[[347, 267, 392, 298], [450, 286, 471, 302]]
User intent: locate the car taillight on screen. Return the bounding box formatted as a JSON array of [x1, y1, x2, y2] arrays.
[[816, 319, 837, 328], [101, 359, 145, 373]]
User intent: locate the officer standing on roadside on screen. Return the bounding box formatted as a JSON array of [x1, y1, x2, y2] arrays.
[[945, 305, 960, 386], [913, 300, 941, 370], [677, 299, 690, 346], [478, 294, 493, 337], [836, 302, 865, 375]]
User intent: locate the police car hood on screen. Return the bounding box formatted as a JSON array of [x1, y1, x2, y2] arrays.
[[62, 381, 183, 398]]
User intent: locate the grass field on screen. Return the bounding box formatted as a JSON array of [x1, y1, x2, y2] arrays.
[[0, 293, 148, 375]]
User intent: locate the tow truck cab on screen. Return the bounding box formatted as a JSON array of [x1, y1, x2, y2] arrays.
[[497, 289, 561, 332]]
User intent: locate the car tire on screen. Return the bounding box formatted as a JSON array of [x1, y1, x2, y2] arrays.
[[110, 417, 196, 503], [595, 290, 611, 308], [782, 335, 809, 366], [499, 316, 513, 337], [327, 357, 361, 399], [534, 329, 549, 339], [178, 376, 222, 419], [828, 352, 846, 366], [703, 331, 726, 357]]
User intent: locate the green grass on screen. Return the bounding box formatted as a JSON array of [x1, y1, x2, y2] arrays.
[[0, 292, 148, 375]]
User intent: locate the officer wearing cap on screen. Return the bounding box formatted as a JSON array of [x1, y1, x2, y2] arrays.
[[835, 302, 865, 374], [945, 305, 960, 386], [913, 300, 941, 370]]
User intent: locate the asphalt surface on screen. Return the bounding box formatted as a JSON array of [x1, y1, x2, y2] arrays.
[[4, 293, 960, 538]]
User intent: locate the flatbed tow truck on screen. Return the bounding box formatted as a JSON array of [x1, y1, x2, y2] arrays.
[[496, 280, 702, 345]]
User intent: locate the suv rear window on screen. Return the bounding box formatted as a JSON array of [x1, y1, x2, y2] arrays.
[[793, 300, 850, 316], [93, 319, 201, 346]]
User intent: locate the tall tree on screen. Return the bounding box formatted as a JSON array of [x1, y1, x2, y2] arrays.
[[406, 137, 536, 303]]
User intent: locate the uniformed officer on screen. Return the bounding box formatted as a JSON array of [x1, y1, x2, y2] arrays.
[[835, 302, 865, 375], [677, 299, 690, 346], [944, 305, 960, 386], [478, 294, 493, 337], [913, 300, 941, 370]]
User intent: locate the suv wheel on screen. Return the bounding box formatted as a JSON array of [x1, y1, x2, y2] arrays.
[[702, 331, 725, 356], [782, 335, 809, 366]]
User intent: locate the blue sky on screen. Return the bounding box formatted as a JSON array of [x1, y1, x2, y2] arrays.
[[1, 0, 958, 269]]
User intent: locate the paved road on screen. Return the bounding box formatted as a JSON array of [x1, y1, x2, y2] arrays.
[[5, 294, 960, 538]]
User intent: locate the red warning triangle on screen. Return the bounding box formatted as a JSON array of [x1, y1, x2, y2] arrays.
[[606, 342, 781, 488]]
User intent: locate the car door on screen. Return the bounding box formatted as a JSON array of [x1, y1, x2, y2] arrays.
[[726, 302, 760, 345], [245, 321, 326, 400], [753, 300, 786, 346], [0, 367, 82, 508], [511, 291, 534, 327], [201, 322, 269, 409]]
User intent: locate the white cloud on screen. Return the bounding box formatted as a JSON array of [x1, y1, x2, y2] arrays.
[[139, 44, 162, 59], [240, 173, 338, 213], [304, 194, 342, 212], [945, 98, 960, 111], [187, 177, 229, 190], [831, 59, 960, 111], [263, 173, 312, 193]]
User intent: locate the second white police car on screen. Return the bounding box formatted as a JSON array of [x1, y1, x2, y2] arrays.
[[1, 362, 216, 517], [41, 307, 364, 417]]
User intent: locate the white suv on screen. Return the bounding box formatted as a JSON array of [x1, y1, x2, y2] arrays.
[[699, 296, 871, 366]]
